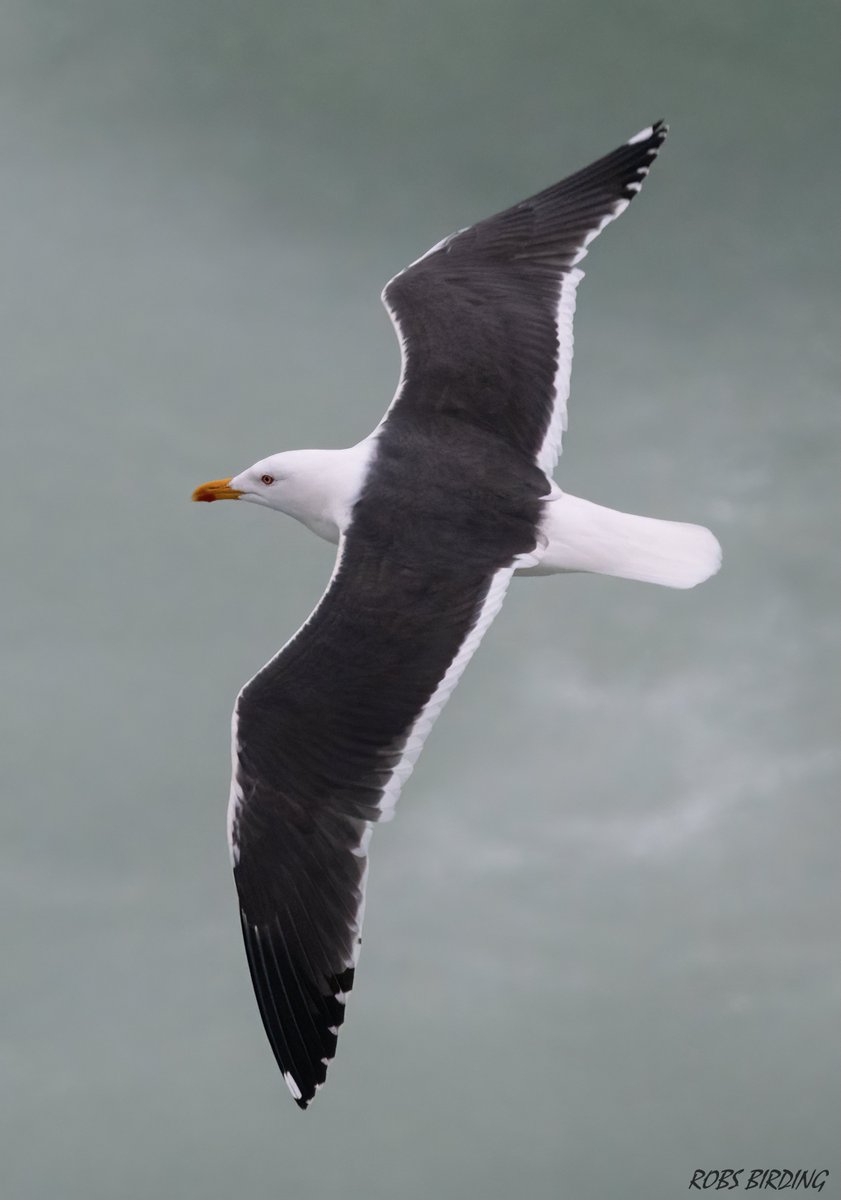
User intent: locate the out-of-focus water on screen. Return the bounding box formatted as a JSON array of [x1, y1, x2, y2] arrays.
[[3, 2, 840, 1197]]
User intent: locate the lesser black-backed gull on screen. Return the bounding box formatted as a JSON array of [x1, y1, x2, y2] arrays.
[[192, 120, 721, 1109]]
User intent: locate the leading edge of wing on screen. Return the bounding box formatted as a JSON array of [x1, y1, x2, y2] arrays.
[[386, 120, 668, 286]]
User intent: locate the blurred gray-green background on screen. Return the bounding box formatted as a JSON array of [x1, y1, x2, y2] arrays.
[[3, 2, 840, 1197]]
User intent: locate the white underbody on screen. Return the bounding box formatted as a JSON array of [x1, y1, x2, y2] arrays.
[[262, 438, 722, 591]]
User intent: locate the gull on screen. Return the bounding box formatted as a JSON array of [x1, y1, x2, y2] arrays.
[[192, 120, 721, 1109]]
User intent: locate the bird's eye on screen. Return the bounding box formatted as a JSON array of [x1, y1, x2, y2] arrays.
[[260, 474, 275, 486]]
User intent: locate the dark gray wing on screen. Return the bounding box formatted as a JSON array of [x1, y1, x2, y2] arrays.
[[382, 121, 668, 474], [229, 469, 543, 1108]]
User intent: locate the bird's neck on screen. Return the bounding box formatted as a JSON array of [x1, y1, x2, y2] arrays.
[[280, 442, 376, 544]]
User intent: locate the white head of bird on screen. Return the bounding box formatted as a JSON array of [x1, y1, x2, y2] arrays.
[[192, 444, 371, 544]]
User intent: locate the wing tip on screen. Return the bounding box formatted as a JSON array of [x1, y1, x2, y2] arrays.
[[286, 1071, 317, 1110], [627, 118, 669, 147], [608, 119, 668, 209]]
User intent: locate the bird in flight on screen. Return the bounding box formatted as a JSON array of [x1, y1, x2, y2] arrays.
[[193, 120, 721, 1109]]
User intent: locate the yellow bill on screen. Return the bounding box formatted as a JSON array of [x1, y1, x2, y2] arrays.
[[191, 477, 242, 502]]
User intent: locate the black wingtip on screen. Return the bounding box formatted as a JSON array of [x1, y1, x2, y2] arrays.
[[627, 119, 668, 148]]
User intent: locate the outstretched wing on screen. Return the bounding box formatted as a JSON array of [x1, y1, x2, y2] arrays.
[[229, 521, 538, 1108], [228, 122, 667, 1107], [381, 121, 668, 474]]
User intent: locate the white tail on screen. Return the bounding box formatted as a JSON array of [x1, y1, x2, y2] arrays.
[[518, 492, 722, 589]]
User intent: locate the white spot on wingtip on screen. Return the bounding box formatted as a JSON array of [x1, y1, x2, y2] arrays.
[[283, 1072, 302, 1101], [628, 125, 654, 145]]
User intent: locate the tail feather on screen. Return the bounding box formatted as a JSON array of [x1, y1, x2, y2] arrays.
[[520, 493, 721, 589]]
